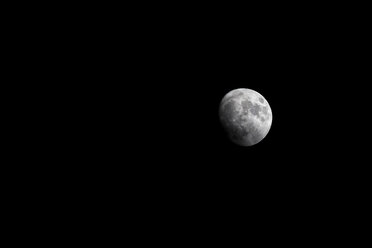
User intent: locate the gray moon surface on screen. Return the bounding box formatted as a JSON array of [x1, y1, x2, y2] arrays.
[[219, 88, 272, 146]]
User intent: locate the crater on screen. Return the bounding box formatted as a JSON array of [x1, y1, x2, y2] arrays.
[[229, 123, 249, 142], [220, 101, 241, 129], [241, 100, 253, 113], [262, 106, 268, 115], [225, 91, 244, 103], [250, 103, 262, 117], [233, 91, 244, 98], [221, 101, 238, 119], [259, 97, 265, 103]]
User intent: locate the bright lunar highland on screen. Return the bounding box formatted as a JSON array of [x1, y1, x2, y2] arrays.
[[219, 88, 272, 146]]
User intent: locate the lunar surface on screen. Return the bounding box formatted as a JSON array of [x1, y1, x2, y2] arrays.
[[219, 88, 272, 146]]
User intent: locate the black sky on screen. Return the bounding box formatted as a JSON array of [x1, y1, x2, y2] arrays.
[[44, 4, 369, 238], [78, 6, 366, 191]]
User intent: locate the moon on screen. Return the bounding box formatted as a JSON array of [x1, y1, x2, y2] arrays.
[[219, 88, 273, 146]]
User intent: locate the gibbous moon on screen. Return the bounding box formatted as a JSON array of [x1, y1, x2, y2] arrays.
[[219, 88, 272, 146]]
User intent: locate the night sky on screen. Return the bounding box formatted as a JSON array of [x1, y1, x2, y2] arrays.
[[45, 4, 368, 239], [85, 7, 366, 205]]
